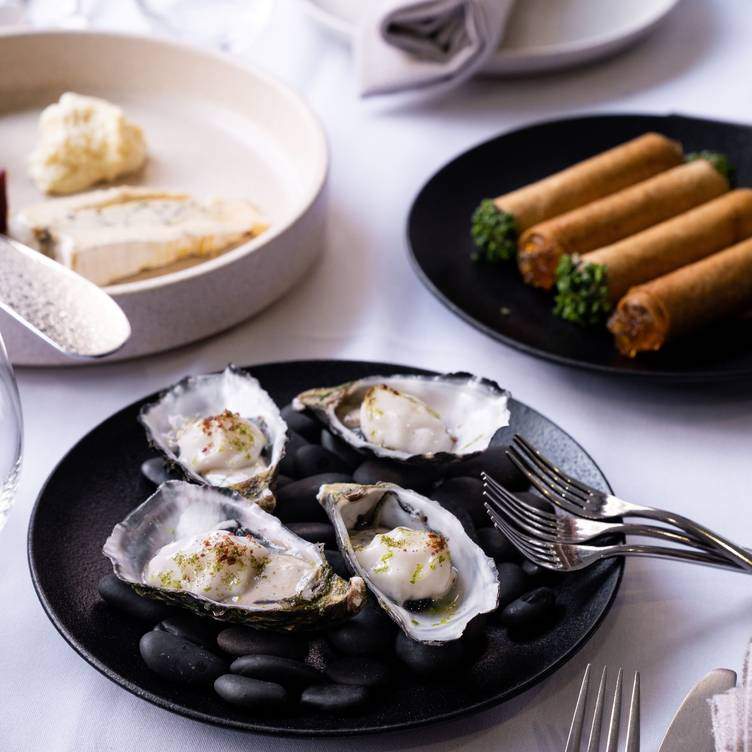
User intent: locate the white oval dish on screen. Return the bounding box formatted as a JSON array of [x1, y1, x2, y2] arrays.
[[0, 30, 328, 366]]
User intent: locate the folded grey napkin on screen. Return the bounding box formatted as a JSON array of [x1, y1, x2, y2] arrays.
[[356, 0, 516, 98], [711, 640, 752, 751]]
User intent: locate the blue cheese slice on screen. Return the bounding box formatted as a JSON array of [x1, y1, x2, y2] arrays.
[[11, 186, 268, 286]]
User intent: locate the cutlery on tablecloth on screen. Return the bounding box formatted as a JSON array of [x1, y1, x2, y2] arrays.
[[501, 435, 752, 571], [565, 664, 640, 752], [658, 669, 737, 752]]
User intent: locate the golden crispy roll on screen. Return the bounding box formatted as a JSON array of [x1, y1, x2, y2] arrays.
[[554, 190, 752, 325], [471, 133, 683, 262], [518, 158, 729, 289], [608, 237, 752, 356]]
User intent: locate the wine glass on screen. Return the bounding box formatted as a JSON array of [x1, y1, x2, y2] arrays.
[[0, 331, 22, 532]]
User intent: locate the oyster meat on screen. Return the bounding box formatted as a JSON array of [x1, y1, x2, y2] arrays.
[[318, 482, 499, 643], [294, 372, 510, 462], [104, 480, 366, 631], [140, 366, 287, 510]]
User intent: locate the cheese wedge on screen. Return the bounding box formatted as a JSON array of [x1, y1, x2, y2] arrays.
[[11, 187, 268, 286]]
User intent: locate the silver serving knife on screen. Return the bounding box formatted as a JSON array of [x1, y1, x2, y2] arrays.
[[658, 668, 737, 752], [0, 234, 131, 359]]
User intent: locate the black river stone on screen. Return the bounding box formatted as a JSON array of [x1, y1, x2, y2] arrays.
[[155, 613, 218, 648], [353, 459, 437, 493], [491, 563, 528, 615], [275, 473, 351, 523], [324, 549, 351, 579], [140, 457, 175, 485], [443, 446, 528, 490], [214, 674, 288, 710], [431, 476, 487, 527], [394, 632, 466, 678], [477, 526, 519, 562], [325, 656, 390, 688], [281, 404, 320, 442], [277, 430, 311, 478], [230, 654, 322, 689], [295, 444, 351, 478], [217, 626, 307, 660], [500, 587, 557, 632], [287, 521, 337, 548], [320, 429, 363, 471], [301, 684, 370, 713], [139, 630, 227, 686], [98, 574, 172, 622]]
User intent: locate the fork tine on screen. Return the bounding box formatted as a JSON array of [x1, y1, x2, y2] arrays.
[[507, 447, 588, 514], [625, 672, 640, 752], [483, 504, 559, 565], [585, 667, 608, 752], [508, 443, 590, 507], [514, 435, 598, 499], [565, 664, 592, 752], [482, 472, 559, 522], [604, 667, 623, 752], [483, 482, 560, 538]]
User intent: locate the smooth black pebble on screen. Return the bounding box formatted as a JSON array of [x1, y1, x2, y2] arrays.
[[155, 613, 217, 648], [500, 587, 557, 631], [521, 558, 552, 581], [328, 618, 393, 656], [491, 563, 528, 615], [276, 474, 294, 489], [98, 574, 173, 622], [449, 505, 479, 543], [140, 457, 175, 485], [353, 459, 436, 493], [477, 526, 519, 562], [217, 626, 307, 660], [281, 404, 321, 441], [214, 674, 288, 710], [320, 429, 363, 471], [295, 445, 350, 477], [325, 549, 351, 579], [395, 632, 466, 678], [444, 446, 528, 490], [275, 473, 351, 523], [325, 656, 389, 688], [139, 630, 227, 686], [301, 684, 369, 713], [277, 430, 310, 478], [231, 654, 322, 689], [287, 521, 337, 548], [431, 476, 487, 527]]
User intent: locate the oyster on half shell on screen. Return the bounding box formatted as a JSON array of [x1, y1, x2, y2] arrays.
[[140, 365, 286, 511], [104, 481, 366, 631], [318, 482, 499, 643], [293, 372, 510, 463]]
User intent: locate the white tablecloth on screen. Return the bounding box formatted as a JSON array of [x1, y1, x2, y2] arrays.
[[3, 1, 752, 749]]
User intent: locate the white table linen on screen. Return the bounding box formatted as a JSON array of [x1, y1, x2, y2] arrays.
[[2, 1, 752, 749]]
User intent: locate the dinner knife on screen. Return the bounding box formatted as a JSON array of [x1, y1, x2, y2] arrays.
[[0, 234, 131, 359], [658, 668, 737, 752]]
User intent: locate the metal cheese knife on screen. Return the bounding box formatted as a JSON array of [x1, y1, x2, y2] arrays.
[[658, 668, 737, 752], [0, 234, 131, 359]]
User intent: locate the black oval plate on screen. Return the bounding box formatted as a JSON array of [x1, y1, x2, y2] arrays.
[[28, 360, 621, 736], [408, 113, 752, 381]]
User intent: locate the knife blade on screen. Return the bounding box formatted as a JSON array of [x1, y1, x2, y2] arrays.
[[658, 668, 737, 752]]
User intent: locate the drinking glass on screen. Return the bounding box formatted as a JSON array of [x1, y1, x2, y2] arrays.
[[0, 332, 22, 532]]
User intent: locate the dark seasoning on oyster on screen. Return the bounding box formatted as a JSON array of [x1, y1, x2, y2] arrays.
[[98, 366, 563, 716]]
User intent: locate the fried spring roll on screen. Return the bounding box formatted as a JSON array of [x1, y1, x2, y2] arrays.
[[518, 158, 730, 289], [608, 237, 752, 356], [471, 132, 683, 262], [554, 189, 752, 325]]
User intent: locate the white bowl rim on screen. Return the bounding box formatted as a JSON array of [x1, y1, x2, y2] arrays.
[[0, 28, 329, 298]]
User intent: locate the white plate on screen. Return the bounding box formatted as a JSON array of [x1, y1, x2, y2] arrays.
[[0, 30, 328, 366], [300, 0, 681, 76]]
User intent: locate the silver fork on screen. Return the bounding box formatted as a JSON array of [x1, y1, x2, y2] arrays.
[[508, 435, 752, 571], [482, 473, 740, 568], [565, 665, 639, 752], [483, 495, 748, 572]]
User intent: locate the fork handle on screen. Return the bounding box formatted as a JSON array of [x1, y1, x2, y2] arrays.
[[606, 521, 726, 549], [626, 508, 752, 571], [599, 542, 752, 573]]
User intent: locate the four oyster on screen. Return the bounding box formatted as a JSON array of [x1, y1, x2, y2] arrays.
[[104, 480, 366, 631], [139, 365, 286, 511], [318, 482, 499, 644], [294, 372, 510, 463]]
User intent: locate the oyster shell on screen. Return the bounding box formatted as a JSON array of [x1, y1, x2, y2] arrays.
[[139, 365, 286, 510], [104, 480, 366, 631], [294, 372, 510, 463], [318, 482, 499, 643]]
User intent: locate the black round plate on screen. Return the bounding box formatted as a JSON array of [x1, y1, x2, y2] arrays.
[[408, 113, 752, 381], [28, 360, 621, 736]]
